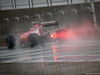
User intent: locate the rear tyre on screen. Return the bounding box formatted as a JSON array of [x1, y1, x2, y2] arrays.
[[6, 35, 15, 49], [28, 33, 38, 47]]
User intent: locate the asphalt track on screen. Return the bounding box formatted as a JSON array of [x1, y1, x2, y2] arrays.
[[0, 40, 100, 63]]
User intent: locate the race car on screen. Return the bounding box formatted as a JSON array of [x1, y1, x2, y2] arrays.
[[6, 21, 68, 49]]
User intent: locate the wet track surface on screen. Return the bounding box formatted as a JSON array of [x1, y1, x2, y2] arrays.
[[0, 40, 100, 63]]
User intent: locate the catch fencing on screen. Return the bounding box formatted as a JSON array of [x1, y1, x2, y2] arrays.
[[0, 7, 93, 37]]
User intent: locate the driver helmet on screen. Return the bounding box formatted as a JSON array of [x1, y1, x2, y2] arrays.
[[34, 24, 39, 29]]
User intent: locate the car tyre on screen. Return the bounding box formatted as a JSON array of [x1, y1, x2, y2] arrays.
[[6, 35, 15, 49], [28, 33, 38, 47]]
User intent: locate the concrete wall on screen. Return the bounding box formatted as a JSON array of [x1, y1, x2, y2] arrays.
[[0, 62, 100, 75]]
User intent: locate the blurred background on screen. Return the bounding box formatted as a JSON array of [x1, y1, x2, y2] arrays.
[[0, 0, 100, 75]]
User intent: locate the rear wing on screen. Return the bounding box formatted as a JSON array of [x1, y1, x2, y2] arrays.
[[41, 21, 58, 27]]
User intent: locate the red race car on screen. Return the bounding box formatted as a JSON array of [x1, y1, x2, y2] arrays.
[[6, 21, 68, 49]]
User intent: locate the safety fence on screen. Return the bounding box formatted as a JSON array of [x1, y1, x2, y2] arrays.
[[0, 0, 100, 10], [0, 7, 93, 37], [1, 5, 100, 46]]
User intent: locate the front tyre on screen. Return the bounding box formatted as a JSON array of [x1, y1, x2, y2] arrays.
[[6, 35, 15, 49], [28, 33, 38, 47]]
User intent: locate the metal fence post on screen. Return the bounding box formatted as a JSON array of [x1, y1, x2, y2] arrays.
[[66, 0, 69, 4], [46, 12, 53, 21], [82, 7, 93, 22], [71, 9, 78, 15], [14, 0, 16, 9], [50, 0, 52, 6], [28, 0, 31, 8], [13, 17, 19, 33], [47, 0, 49, 6], [23, 15, 30, 31], [58, 11, 65, 24], [3, 18, 9, 36], [35, 14, 41, 23], [70, 9, 78, 25], [31, 0, 33, 7], [70, 0, 72, 4], [82, 7, 91, 13], [11, 0, 14, 9], [90, 1, 97, 28]]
